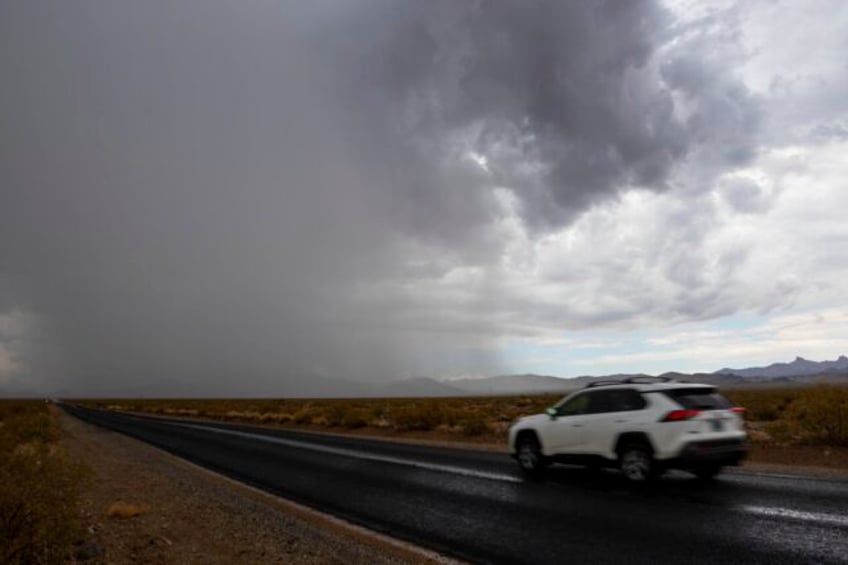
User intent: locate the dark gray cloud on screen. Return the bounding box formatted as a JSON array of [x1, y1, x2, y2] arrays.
[[718, 177, 771, 214], [658, 7, 762, 190], [0, 1, 762, 394], [811, 122, 848, 142], [320, 0, 690, 232]]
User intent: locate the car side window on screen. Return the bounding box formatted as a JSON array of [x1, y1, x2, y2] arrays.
[[557, 393, 590, 416], [587, 391, 614, 414], [608, 389, 646, 411]]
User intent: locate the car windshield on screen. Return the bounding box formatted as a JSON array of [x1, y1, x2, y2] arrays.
[[555, 393, 590, 416]]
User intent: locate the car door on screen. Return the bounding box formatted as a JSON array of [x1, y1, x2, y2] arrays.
[[582, 389, 646, 457], [545, 392, 591, 454]]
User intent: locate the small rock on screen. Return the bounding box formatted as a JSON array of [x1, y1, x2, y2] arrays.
[[149, 535, 174, 547], [75, 543, 105, 560]]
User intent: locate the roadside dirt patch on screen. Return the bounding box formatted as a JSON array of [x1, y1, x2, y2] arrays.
[[59, 411, 452, 564], [738, 444, 848, 479]]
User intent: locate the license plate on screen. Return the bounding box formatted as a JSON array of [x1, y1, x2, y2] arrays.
[[710, 419, 723, 431]]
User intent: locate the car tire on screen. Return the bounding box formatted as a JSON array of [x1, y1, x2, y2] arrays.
[[619, 443, 656, 482], [693, 465, 722, 481], [516, 435, 547, 476]]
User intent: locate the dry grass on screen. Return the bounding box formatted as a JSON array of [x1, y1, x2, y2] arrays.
[[81, 395, 561, 442], [106, 501, 149, 519], [726, 385, 848, 446], [0, 400, 88, 564]]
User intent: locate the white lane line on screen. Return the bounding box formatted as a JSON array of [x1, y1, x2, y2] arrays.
[[173, 422, 523, 484], [739, 505, 848, 528], [725, 471, 845, 484]]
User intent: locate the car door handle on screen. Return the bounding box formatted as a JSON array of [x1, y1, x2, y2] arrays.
[[571, 424, 584, 427], [614, 420, 627, 423]]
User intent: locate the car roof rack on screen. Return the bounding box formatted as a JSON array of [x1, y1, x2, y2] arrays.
[[622, 376, 673, 384], [584, 379, 624, 388], [583, 376, 675, 389]]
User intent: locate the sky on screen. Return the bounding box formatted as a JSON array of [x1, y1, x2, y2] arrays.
[[1, 0, 847, 395]]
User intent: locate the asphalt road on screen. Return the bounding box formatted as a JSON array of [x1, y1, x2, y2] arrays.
[[63, 405, 848, 564]]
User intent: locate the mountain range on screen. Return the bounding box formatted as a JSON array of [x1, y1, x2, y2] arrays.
[[408, 355, 848, 397], [716, 355, 848, 378], [370, 354, 848, 397]]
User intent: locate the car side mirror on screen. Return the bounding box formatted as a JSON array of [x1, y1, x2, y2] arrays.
[[546, 407, 558, 420]]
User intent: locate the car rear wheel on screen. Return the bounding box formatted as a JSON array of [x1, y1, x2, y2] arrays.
[[516, 435, 546, 476], [619, 444, 655, 482]]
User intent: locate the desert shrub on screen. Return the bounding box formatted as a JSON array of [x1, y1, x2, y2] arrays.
[[752, 405, 780, 422], [391, 402, 445, 431], [310, 416, 330, 426], [431, 407, 458, 428], [81, 392, 573, 439], [292, 408, 314, 425], [368, 409, 392, 429], [258, 412, 292, 425], [785, 386, 848, 446], [763, 420, 794, 445], [725, 388, 807, 423], [0, 403, 62, 445], [460, 418, 488, 437], [277, 413, 295, 424], [0, 401, 87, 564], [341, 409, 369, 429]]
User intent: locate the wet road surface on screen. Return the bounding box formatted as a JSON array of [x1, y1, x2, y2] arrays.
[[63, 405, 848, 564]]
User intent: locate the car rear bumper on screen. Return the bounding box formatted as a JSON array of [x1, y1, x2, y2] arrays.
[[673, 438, 749, 467]]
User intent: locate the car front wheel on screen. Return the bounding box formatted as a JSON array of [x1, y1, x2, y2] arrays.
[[516, 435, 547, 476]]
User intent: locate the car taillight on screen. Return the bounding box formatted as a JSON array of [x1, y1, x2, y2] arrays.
[[731, 406, 746, 418], [661, 409, 700, 422]]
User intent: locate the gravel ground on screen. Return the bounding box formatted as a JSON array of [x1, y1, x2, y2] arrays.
[[59, 410, 456, 564]]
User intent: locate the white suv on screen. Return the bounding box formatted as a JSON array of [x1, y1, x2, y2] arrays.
[[508, 377, 748, 481]]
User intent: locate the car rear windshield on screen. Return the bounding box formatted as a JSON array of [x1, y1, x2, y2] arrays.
[[662, 388, 733, 410]]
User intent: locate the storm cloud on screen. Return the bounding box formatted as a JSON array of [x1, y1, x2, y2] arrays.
[[0, 0, 795, 394]]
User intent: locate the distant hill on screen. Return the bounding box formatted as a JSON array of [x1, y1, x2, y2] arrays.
[[373, 377, 465, 398], [268, 374, 373, 398], [447, 374, 575, 395], [443, 371, 768, 396], [658, 372, 751, 387], [436, 359, 848, 397], [716, 355, 848, 378]]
